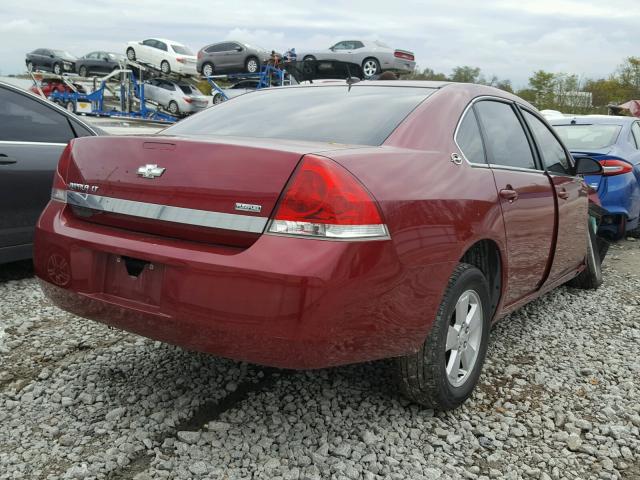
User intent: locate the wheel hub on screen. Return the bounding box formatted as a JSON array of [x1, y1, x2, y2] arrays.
[[445, 290, 483, 387]]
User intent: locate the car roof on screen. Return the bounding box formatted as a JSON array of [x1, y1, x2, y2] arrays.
[[551, 115, 637, 125], [149, 38, 183, 45]]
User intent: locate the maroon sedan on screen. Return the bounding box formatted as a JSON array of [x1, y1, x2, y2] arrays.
[[34, 81, 604, 410]]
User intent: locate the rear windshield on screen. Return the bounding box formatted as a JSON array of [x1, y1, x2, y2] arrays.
[[178, 84, 200, 95], [163, 86, 435, 145], [52, 50, 76, 60], [172, 45, 193, 55], [554, 124, 622, 150]]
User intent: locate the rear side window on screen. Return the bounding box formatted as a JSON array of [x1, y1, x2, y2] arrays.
[[475, 101, 536, 170], [456, 109, 485, 164], [523, 110, 571, 174], [163, 86, 435, 146], [0, 88, 75, 143]]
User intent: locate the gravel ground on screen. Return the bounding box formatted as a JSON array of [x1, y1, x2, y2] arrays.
[[0, 239, 639, 480]]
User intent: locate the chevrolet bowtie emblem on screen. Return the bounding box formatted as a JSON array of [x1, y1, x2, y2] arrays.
[[137, 164, 166, 179]]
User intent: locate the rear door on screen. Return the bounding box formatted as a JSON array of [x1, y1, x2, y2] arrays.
[[475, 99, 556, 305], [0, 87, 79, 251], [225, 42, 244, 70], [521, 109, 587, 281]]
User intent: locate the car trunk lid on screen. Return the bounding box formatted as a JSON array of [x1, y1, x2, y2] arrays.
[[64, 135, 357, 248]]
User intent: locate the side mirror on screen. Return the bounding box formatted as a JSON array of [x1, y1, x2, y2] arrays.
[[49, 54, 55, 58], [103, 57, 110, 61], [235, 47, 242, 52], [574, 157, 603, 175]]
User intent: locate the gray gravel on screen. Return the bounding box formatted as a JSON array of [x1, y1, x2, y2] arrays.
[[1, 239, 639, 480]]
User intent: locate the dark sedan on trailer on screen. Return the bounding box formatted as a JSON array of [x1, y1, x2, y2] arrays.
[[75, 51, 124, 77], [0, 82, 99, 264], [34, 81, 603, 410], [25, 49, 77, 75]]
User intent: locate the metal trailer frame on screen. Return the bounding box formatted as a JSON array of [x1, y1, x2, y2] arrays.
[[204, 64, 292, 103], [28, 62, 177, 123]]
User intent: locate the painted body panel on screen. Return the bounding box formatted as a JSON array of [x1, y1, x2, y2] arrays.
[[34, 82, 590, 368]]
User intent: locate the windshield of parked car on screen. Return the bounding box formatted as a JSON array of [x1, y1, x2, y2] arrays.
[[172, 45, 194, 55], [52, 50, 76, 60], [163, 86, 435, 145], [554, 124, 622, 150]]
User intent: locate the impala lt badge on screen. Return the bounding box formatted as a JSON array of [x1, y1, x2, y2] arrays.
[[69, 182, 99, 193], [137, 164, 166, 179], [235, 202, 262, 213]]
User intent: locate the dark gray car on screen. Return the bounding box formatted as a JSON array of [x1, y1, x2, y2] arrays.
[[196, 41, 270, 76], [0, 82, 101, 263], [75, 51, 124, 77], [25, 49, 78, 75]]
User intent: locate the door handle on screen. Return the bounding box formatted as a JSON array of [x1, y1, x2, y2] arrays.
[[557, 188, 569, 200], [0, 154, 16, 165], [499, 188, 518, 203]]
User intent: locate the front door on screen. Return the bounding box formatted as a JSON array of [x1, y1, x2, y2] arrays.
[[521, 109, 588, 281], [475, 99, 556, 305], [0, 87, 74, 249]]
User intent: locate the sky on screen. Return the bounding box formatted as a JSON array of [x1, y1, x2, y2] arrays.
[[1, 0, 639, 87]]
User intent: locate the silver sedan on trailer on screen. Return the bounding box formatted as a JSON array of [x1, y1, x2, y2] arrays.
[[296, 40, 416, 78]]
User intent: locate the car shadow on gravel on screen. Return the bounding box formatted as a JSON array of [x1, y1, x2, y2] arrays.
[[0, 259, 34, 282]]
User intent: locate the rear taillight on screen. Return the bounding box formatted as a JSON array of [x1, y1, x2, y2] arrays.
[[176, 57, 186, 64], [197, 51, 203, 59], [599, 158, 633, 176], [183, 97, 193, 103], [267, 155, 389, 240], [394, 51, 414, 61], [51, 142, 73, 203]]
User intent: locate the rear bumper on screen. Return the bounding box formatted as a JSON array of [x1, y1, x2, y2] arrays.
[[588, 173, 640, 232], [386, 58, 416, 73], [35, 202, 451, 368]]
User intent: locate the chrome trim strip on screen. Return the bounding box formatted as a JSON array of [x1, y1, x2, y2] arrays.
[[0, 140, 68, 146], [66, 191, 268, 233], [487, 163, 545, 174]]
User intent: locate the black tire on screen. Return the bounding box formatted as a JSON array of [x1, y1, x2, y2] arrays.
[[167, 101, 179, 115], [53, 63, 62, 75], [568, 225, 603, 290], [161, 61, 171, 74], [362, 57, 381, 78], [597, 236, 610, 261], [65, 101, 75, 113], [78, 65, 88, 77], [26, 61, 34, 72], [126, 48, 136, 61], [202, 62, 214, 77], [396, 263, 491, 410], [245, 56, 260, 73], [303, 55, 316, 61]]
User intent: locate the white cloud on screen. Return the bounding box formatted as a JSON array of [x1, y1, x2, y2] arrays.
[[0, 18, 42, 33], [0, 0, 639, 86]]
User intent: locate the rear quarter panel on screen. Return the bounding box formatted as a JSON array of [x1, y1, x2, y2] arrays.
[[329, 85, 508, 344]]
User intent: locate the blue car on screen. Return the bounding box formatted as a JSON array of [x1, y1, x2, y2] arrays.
[[552, 115, 640, 239]]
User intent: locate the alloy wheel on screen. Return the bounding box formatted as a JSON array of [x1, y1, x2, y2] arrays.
[[363, 60, 379, 78], [127, 49, 136, 61], [247, 59, 258, 73], [445, 290, 484, 387], [203, 63, 213, 77]]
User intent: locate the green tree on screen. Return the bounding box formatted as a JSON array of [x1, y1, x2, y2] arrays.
[[618, 56, 640, 94], [528, 70, 556, 109], [450, 66, 482, 83], [406, 67, 448, 81]]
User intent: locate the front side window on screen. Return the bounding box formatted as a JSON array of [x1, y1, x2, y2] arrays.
[[164, 86, 435, 146], [332, 42, 348, 50], [523, 110, 571, 175], [0, 88, 75, 143], [475, 100, 536, 170], [156, 41, 167, 51], [456, 108, 486, 164], [142, 39, 156, 47]]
